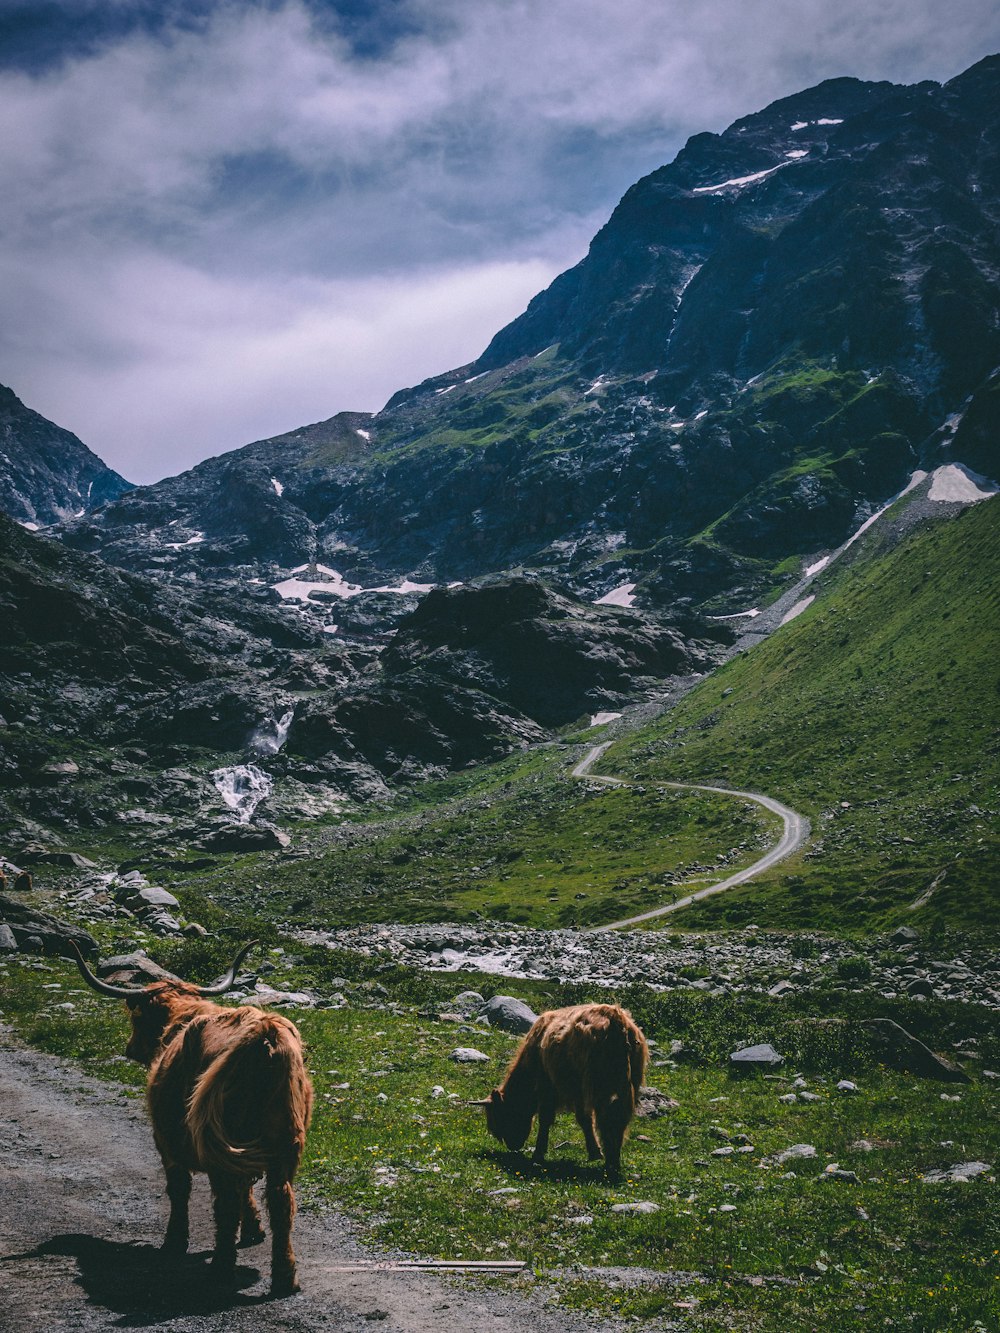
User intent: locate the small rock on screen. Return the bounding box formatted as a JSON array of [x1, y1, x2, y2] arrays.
[[837, 1080, 859, 1094], [768, 980, 796, 999], [778, 1093, 798, 1104], [451, 990, 486, 1016], [774, 1144, 816, 1165], [636, 1087, 679, 1118], [823, 1167, 860, 1183], [922, 1161, 991, 1183], [891, 926, 919, 945], [449, 1047, 490, 1064], [906, 979, 935, 999], [610, 1201, 660, 1215]]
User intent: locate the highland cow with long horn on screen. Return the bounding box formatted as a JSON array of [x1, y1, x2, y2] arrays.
[[72, 941, 312, 1296]]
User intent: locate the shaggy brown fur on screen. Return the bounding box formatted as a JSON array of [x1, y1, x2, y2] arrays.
[[119, 979, 311, 1294], [482, 1003, 648, 1180]]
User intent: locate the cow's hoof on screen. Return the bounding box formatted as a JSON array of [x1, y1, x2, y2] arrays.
[[239, 1225, 266, 1247], [270, 1271, 300, 1298]]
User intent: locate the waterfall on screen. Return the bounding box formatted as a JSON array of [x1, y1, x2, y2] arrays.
[[250, 707, 295, 756], [211, 763, 274, 824]]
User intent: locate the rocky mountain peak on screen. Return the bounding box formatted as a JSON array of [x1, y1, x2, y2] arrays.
[[0, 383, 132, 527]]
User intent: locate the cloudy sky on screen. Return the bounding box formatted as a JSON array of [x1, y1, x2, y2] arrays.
[[3, 1, 999, 483]]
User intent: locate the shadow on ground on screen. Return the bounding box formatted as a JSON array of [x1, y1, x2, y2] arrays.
[[3, 1234, 280, 1325], [485, 1148, 610, 1184]]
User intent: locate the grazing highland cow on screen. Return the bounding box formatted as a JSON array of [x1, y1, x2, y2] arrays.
[[474, 1003, 648, 1180], [72, 941, 312, 1295]]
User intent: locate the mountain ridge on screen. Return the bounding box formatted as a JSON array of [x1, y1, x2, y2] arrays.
[[32, 54, 998, 624]]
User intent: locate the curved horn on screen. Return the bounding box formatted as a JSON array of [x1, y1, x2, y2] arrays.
[[69, 940, 149, 999], [194, 940, 260, 996]]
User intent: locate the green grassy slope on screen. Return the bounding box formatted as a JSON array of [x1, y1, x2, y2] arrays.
[[208, 744, 778, 929], [603, 501, 1000, 936]]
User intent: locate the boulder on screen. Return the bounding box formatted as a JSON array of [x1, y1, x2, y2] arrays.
[[198, 823, 291, 852], [729, 1042, 783, 1074], [19, 849, 97, 869], [0, 892, 97, 958], [451, 989, 486, 1016], [99, 951, 180, 985], [450, 1047, 490, 1063], [130, 885, 181, 910], [864, 1018, 971, 1084], [0, 922, 17, 952], [481, 995, 538, 1034]]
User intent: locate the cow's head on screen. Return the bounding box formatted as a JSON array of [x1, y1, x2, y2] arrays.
[[71, 941, 258, 1065], [475, 1087, 534, 1152]]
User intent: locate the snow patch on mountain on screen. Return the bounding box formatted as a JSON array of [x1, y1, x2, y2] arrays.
[[693, 164, 785, 193], [927, 464, 999, 503], [595, 582, 636, 607], [780, 595, 815, 626]]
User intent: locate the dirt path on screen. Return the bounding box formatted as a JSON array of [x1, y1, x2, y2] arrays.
[[571, 743, 810, 930], [0, 1032, 614, 1333]]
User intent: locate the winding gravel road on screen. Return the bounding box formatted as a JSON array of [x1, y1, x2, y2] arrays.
[[572, 743, 810, 931], [0, 1033, 615, 1333]]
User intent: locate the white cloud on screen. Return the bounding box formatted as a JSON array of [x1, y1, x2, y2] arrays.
[[4, 245, 555, 482], [0, 0, 997, 480]]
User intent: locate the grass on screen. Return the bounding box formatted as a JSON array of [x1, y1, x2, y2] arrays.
[[174, 744, 779, 929], [602, 500, 1000, 938], [2, 953, 998, 1330]]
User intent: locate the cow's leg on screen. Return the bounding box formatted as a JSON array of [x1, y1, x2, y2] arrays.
[[240, 1184, 266, 1246], [265, 1170, 299, 1296], [595, 1096, 632, 1181], [208, 1173, 242, 1283], [532, 1088, 557, 1164], [162, 1163, 191, 1255], [574, 1100, 602, 1160]]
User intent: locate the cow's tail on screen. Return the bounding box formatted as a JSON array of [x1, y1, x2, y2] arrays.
[[186, 1016, 312, 1178], [623, 1016, 649, 1114]]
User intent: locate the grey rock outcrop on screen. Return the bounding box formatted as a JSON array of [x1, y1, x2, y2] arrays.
[[864, 1018, 971, 1083]]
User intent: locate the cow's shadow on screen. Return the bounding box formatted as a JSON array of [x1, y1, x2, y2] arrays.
[[9, 1234, 275, 1325], [483, 1147, 610, 1183]]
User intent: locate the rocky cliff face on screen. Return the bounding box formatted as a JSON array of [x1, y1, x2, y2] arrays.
[[0, 384, 132, 527], [7, 519, 711, 839]]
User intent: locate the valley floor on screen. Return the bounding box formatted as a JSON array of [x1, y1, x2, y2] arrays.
[[0, 1031, 618, 1333]]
